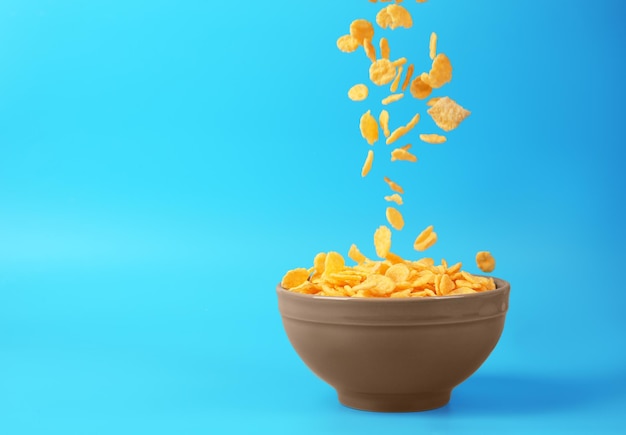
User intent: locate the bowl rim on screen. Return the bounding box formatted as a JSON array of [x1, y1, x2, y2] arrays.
[[276, 276, 510, 302]]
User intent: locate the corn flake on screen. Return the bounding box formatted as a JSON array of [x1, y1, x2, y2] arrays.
[[336, 34, 360, 53], [281, 268, 310, 289], [427, 96, 471, 132], [379, 109, 390, 137], [476, 251, 496, 273], [414, 225, 437, 251], [380, 37, 390, 59], [384, 193, 403, 205], [348, 83, 369, 101], [382, 93, 404, 105], [419, 133, 447, 144], [429, 32, 437, 60], [374, 225, 392, 258], [359, 110, 379, 144], [361, 150, 374, 177], [391, 147, 418, 162], [409, 75, 433, 99], [383, 176, 404, 194], [376, 5, 413, 30], [369, 59, 397, 86], [350, 19, 375, 44], [386, 207, 405, 230], [428, 53, 453, 88]]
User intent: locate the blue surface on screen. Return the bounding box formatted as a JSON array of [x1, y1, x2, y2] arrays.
[[1, 1, 625, 433]]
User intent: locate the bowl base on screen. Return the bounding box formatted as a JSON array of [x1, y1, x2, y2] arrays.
[[337, 390, 451, 413]]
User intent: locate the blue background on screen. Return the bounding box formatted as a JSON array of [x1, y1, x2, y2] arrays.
[[1, 0, 625, 433]]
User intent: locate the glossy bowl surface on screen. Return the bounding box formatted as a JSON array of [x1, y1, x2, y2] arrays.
[[277, 278, 510, 412]]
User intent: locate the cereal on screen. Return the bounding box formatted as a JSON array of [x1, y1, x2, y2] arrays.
[[426, 96, 441, 106], [476, 251, 496, 273], [376, 5, 413, 30], [369, 59, 398, 86], [384, 193, 403, 205], [427, 96, 471, 132], [391, 147, 418, 162], [336, 34, 360, 53], [348, 83, 369, 101], [428, 53, 453, 88], [382, 93, 404, 105], [390, 66, 403, 93], [429, 32, 437, 60], [350, 19, 375, 44], [280, 2, 499, 298], [386, 113, 420, 145], [383, 176, 404, 194], [386, 206, 405, 230], [281, 268, 310, 289], [379, 109, 391, 137], [374, 225, 392, 258], [380, 37, 390, 59], [361, 150, 374, 177], [348, 244, 367, 264], [409, 75, 432, 99], [360, 110, 379, 145], [364, 38, 377, 62], [401, 63, 414, 92], [413, 225, 437, 251], [419, 133, 447, 144]]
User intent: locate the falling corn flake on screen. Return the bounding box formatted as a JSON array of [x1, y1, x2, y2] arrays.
[[428, 53, 453, 88], [348, 84, 369, 101], [379, 109, 391, 137], [390, 65, 403, 93], [336, 34, 360, 53], [414, 225, 438, 251], [359, 109, 379, 145], [380, 37, 390, 59], [409, 75, 432, 100], [384, 193, 403, 205], [364, 38, 377, 63], [374, 225, 392, 258], [383, 176, 404, 194], [361, 150, 374, 177], [401, 63, 415, 92], [348, 244, 367, 264], [426, 96, 442, 106], [349, 19, 375, 45], [429, 32, 437, 60], [386, 207, 405, 230], [427, 96, 471, 132], [476, 251, 496, 273], [376, 4, 413, 30], [382, 93, 404, 105], [386, 113, 420, 145], [369, 58, 398, 86], [419, 133, 447, 144], [391, 147, 418, 162]]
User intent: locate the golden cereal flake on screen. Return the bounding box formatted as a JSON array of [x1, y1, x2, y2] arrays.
[[419, 133, 447, 144], [401, 63, 415, 92], [428, 53, 453, 88], [281, 268, 310, 289], [429, 32, 437, 60], [376, 4, 413, 30], [324, 251, 346, 276], [386, 113, 420, 145], [359, 109, 379, 145], [426, 96, 442, 106], [385, 263, 410, 283], [361, 149, 374, 177], [414, 225, 438, 251], [390, 65, 403, 93], [379, 109, 390, 137], [384, 193, 403, 205], [369, 59, 397, 86], [476, 251, 496, 273], [348, 244, 367, 264], [391, 147, 418, 162], [336, 34, 360, 53], [427, 96, 471, 132], [380, 37, 390, 59], [383, 176, 404, 194], [382, 93, 404, 105], [409, 74, 432, 100], [348, 83, 369, 101], [364, 38, 377, 63], [374, 225, 392, 258], [350, 19, 375, 44], [386, 206, 405, 230]]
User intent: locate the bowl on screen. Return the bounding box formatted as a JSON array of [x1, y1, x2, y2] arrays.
[[276, 277, 510, 412]]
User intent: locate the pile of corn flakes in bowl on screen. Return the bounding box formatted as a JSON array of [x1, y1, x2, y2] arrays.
[[276, 1, 510, 412]]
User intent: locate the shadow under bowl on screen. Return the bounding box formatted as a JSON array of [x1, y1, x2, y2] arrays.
[[276, 277, 510, 412]]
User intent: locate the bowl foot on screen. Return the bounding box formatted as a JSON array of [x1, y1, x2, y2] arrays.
[[337, 390, 451, 413]]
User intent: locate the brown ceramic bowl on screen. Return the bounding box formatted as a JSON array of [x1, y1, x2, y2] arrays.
[[276, 277, 510, 412]]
